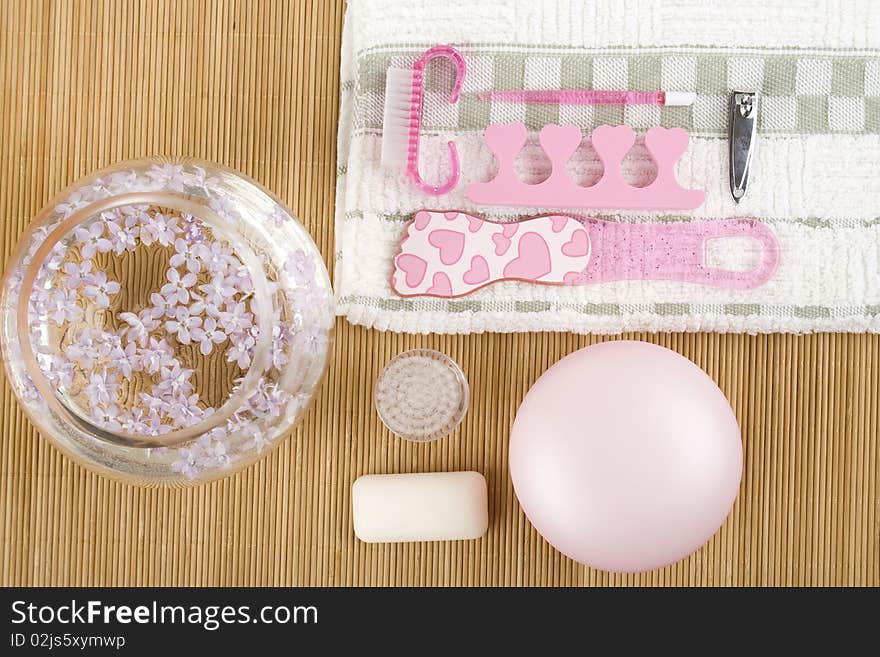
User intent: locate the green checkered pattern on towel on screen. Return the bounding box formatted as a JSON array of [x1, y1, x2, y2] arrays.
[[353, 47, 880, 136]]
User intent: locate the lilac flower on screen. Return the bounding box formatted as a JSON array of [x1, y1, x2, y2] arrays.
[[140, 213, 181, 247], [146, 163, 188, 190], [137, 337, 176, 373], [291, 284, 322, 312], [27, 300, 44, 324], [30, 278, 53, 316], [106, 218, 139, 254], [107, 341, 142, 379], [209, 195, 241, 224], [150, 423, 173, 436], [226, 262, 253, 293], [199, 241, 236, 275], [118, 309, 160, 347], [165, 306, 202, 345], [140, 392, 170, 417], [42, 354, 75, 389], [45, 243, 68, 272], [239, 423, 270, 454], [160, 267, 197, 305], [205, 426, 228, 442], [284, 249, 316, 284], [293, 323, 328, 355], [95, 330, 123, 355], [86, 178, 113, 200], [147, 291, 175, 319], [84, 370, 119, 410], [184, 166, 220, 191], [54, 188, 90, 219], [187, 294, 207, 317], [121, 204, 152, 224], [218, 300, 253, 335], [106, 170, 139, 192], [268, 205, 289, 227], [248, 382, 288, 420], [26, 226, 54, 263], [118, 408, 155, 435], [21, 376, 41, 403], [181, 214, 208, 243], [61, 260, 97, 290], [45, 288, 82, 324], [198, 275, 236, 307], [92, 404, 122, 431], [65, 329, 102, 368], [169, 237, 205, 273], [29, 273, 54, 309], [191, 317, 227, 356], [226, 334, 255, 369], [74, 222, 113, 259], [195, 430, 229, 467], [153, 364, 195, 398], [82, 270, 121, 308], [171, 447, 199, 479], [166, 392, 203, 426], [271, 322, 294, 368]]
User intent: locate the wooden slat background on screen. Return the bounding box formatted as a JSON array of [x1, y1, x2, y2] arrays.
[[1, 0, 877, 587]]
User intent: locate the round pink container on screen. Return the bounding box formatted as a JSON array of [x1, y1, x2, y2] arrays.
[[509, 341, 742, 573]]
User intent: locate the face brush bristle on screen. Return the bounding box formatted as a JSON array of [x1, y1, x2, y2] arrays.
[[378, 45, 465, 196], [381, 67, 417, 170]]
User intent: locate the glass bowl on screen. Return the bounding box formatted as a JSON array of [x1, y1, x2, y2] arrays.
[[0, 158, 334, 485]]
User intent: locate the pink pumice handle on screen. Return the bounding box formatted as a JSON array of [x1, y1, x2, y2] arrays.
[[466, 123, 705, 210], [392, 210, 779, 297], [408, 45, 465, 196]]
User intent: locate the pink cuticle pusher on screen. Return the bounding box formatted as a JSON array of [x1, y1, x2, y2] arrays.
[[477, 89, 697, 106], [392, 210, 779, 298]]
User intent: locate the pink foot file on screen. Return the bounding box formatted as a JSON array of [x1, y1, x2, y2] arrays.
[[467, 123, 705, 210], [392, 210, 779, 297]]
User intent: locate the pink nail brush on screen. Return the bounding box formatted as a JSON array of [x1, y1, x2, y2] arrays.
[[381, 45, 466, 196]]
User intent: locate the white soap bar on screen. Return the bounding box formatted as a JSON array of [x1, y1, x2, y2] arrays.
[[352, 471, 488, 543]]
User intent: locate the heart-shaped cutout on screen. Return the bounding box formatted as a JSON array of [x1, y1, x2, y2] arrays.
[[561, 228, 590, 257], [395, 253, 427, 288], [426, 272, 453, 297], [428, 229, 466, 265], [463, 255, 490, 285], [413, 211, 432, 231], [503, 232, 552, 280], [467, 216, 483, 233], [492, 232, 511, 256], [550, 216, 569, 233]]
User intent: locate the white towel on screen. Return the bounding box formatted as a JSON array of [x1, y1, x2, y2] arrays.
[[335, 0, 880, 334]]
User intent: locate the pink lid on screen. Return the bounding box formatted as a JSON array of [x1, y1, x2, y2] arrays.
[[509, 341, 742, 573]]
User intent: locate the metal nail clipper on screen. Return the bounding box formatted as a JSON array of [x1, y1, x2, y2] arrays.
[[729, 91, 757, 203]]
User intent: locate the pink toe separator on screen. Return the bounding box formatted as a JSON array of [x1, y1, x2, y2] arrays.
[[392, 210, 779, 297], [408, 46, 466, 196], [467, 123, 705, 210]]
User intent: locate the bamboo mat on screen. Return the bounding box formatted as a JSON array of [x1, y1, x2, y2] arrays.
[[1, 0, 877, 587]]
